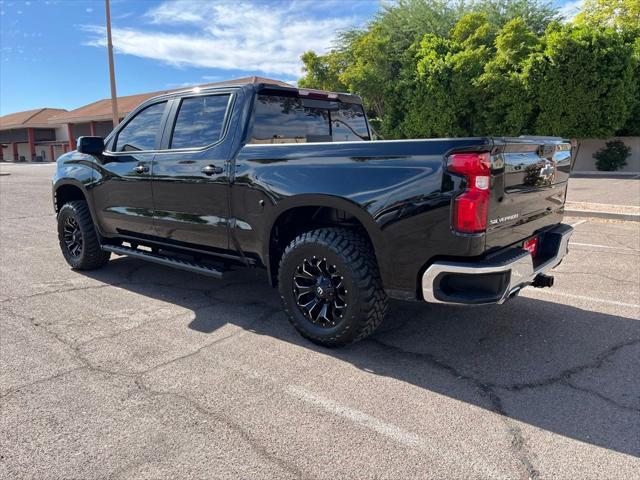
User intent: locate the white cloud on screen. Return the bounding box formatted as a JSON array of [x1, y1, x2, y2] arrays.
[[86, 7, 93, 13], [558, 0, 584, 23], [82, 0, 361, 78]]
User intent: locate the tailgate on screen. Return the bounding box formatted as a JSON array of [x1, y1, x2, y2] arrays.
[[485, 137, 573, 251]]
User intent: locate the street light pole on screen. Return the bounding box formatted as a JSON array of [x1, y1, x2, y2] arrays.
[[105, 0, 119, 129]]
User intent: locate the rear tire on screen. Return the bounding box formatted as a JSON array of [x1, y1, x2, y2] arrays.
[[278, 228, 387, 347], [57, 200, 110, 270]]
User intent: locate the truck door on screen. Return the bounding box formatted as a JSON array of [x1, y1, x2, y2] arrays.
[[150, 92, 234, 251], [91, 100, 169, 238]]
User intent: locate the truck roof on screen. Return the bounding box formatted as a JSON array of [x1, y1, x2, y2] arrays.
[[158, 77, 364, 105]]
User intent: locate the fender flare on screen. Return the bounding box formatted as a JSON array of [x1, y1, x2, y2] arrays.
[[262, 194, 389, 285], [52, 178, 104, 237]]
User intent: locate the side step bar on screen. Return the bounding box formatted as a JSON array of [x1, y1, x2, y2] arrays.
[[102, 245, 223, 279]]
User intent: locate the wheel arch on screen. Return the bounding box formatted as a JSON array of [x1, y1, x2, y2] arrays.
[[53, 181, 87, 212], [53, 180, 103, 236], [263, 194, 387, 287]]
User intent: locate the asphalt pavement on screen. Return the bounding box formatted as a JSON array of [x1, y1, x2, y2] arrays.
[[1, 163, 639, 479]]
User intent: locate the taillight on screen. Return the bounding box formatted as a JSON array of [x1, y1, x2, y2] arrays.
[[523, 236, 539, 257], [447, 152, 491, 234]]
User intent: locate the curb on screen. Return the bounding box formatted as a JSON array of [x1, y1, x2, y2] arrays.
[[565, 209, 640, 222], [571, 171, 640, 178]]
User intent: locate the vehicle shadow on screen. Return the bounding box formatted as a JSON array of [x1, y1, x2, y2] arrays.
[[82, 256, 640, 458]]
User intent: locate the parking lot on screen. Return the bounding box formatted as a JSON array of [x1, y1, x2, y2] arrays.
[[1, 163, 638, 479]]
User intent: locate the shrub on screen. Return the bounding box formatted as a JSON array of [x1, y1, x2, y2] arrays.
[[593, 139, 631, 171]]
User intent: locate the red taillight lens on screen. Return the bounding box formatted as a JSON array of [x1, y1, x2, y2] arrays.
[[523, 237, 539, 257], [448, 152, 491, 234]]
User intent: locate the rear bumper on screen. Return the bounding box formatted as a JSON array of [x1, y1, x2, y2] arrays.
[[421, 223, 573, 305]]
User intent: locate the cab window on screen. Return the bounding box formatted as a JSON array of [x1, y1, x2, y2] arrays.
[[170, 94, 231, 149], [249, 94, 369, 144], [114, 101, 167, 152]]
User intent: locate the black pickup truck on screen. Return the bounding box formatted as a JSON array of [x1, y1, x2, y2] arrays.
[[53, 79, 574, 346]]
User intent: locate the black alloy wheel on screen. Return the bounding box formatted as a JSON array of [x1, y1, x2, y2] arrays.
[[278, 228, 388, 347], [293, 256, 348, 327], [62, 216, 83, 258], [57, 200, 110, 270]]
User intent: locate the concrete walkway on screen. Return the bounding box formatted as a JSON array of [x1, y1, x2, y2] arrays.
[[567, 177, 640, 206], [566, 177, 640, 221]]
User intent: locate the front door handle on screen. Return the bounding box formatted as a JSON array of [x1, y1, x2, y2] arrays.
[[201, 165, 224, 176], [134, 164, 149, 174]]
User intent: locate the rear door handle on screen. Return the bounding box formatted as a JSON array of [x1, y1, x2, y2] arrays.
[[201, 165, 224, 176], [134, 164, 149, 174]]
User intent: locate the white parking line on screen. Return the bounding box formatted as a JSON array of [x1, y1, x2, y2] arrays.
[[523, 290, 640, 309], [570, 242, 639, 252], [287, 385, 427, 449], [570, 219, 589, 227]]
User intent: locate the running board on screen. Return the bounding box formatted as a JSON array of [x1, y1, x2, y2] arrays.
[[102, 245, 223, 279]]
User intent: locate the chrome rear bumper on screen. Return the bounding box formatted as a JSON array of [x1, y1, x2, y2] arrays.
[[421, 224, 573, 305]]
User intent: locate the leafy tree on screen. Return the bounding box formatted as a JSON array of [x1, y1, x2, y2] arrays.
[[471, 0, 559, 34], [493, 17, 539, 67], [407, 15, 494, 137], [298, 50, 349, 92], [450, 12, 498, 47], [620, 35, 640, 135], [574, 0, 640, 30], [297, 0, 638, 140], [527, 25, 636, 138], [339, 25, 393, 119], [476, 18, 540, 135]]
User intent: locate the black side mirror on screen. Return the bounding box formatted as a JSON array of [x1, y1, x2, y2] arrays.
[[77, 136, 104, 156]]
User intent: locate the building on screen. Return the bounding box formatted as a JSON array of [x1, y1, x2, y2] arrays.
[[0, 76, 291, 162], [0, 108, 69, 162], [47, 90, 165, 150]]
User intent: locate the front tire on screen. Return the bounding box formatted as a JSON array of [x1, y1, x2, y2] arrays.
[[57, 200, 110, 270], [278, 228, 387, 347]]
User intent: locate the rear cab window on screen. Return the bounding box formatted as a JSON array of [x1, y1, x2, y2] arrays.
[[249, 94, 370, 144], [169, 94, 231, 149]]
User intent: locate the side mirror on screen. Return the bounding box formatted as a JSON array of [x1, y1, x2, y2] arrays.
[[77, 136, 104, 156]]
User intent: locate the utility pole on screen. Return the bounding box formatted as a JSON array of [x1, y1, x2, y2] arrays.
[[105, 0, 119, 129]]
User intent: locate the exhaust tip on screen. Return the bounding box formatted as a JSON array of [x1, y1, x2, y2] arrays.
[[533, 273, 554, 288]]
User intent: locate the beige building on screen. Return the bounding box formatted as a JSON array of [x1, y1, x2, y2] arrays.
[[0, 108, 69, 162]]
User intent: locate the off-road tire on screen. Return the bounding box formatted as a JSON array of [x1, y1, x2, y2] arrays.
[[57, 200, 110, 270], [278, 228, 387, 347]]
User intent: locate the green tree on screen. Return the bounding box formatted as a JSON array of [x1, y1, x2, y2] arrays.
[[527, 25, 636, 138], [619, 34, 640, 135], [405, 14, 495, 137], [297, 0, 638, 140], [476, 18, 540, 135], [575, 0, 640, 30], [450, 12, 498, 47], [471, 0, 559, 34], [339, 25, 393, 119], [298, 50, 349, 92]]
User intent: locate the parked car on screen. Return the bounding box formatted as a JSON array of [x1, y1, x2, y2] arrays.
[[53, 80, 574, 346]]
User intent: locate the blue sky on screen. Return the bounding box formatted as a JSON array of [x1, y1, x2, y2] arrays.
[[0, 0, 582, 115]]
